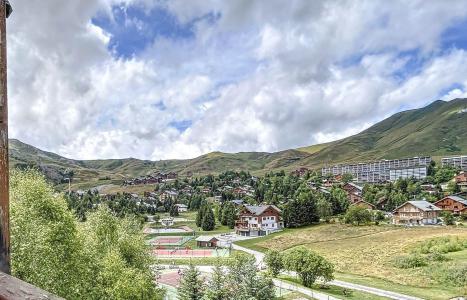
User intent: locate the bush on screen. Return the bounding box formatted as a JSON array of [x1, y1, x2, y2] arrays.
[[441, 211, 455, 225], [439, 264, 467, 286], [426, 251, 448, 262], [393, 254, 427, 269], [344, 205, 372, 225], [373, 210, 385, 221], [416, 237, 466, 254]]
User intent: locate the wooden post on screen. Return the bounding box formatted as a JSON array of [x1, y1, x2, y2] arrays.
[[0, 0, 11, 274]]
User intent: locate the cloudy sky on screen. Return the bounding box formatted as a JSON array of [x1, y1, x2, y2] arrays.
[[7, 0, 467, 160]]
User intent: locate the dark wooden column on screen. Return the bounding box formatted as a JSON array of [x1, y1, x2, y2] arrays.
[[0, 0, 11, 274]]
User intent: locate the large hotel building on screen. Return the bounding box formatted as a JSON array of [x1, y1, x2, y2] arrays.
[[441, 155, 467, 171], [321, 156, 432, 183]]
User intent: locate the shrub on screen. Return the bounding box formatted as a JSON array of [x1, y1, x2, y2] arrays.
[[439, 265, 467, 286], [393, 254, 427, 269], [426, 251, 448, 262], [344, 205, 372, 225], [416, 237, 466, 254]]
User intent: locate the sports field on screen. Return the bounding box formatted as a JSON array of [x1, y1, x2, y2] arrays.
[[153, 247, 230, 258], [147, 235, 194, 246]]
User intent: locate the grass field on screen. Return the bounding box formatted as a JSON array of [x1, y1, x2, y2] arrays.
[[278, 275, 391, 300], [98, 183, 157, 195], [236, 223, 467, 299]]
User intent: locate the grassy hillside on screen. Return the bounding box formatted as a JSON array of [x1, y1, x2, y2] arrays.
[[9, 99, 467, 188], [300, 98, 467, 167], [236, 224, 467, 300]]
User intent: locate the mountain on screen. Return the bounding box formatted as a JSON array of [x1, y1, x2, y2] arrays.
[[8, 98, 467, 189]]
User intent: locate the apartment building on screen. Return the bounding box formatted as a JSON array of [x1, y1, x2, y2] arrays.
[[442, 155, 467, 171], [321, 156, 432, 183]]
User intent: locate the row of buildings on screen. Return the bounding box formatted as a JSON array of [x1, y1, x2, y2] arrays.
[[230, 194, 467, 235], [321, 155, 467, 183], [392, 195, 467, 225]]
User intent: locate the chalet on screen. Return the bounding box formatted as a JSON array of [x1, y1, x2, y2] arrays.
[[434, 195, 467, 215], [343, 182, 363, 196], [291, 167, 309, 177], [201, 187, 211, 194], [376, 196, 389, 210], [392, 200, 441, 225], [350, 200, 375, 210], [455, 172, 467, 191], [421, 184, 437, 195], [159, 190, 178, 202], [235, 205, 283, 236], [195, 236, 219, 248], [342, 183, 363, 204], [175, 204, 188, 212]]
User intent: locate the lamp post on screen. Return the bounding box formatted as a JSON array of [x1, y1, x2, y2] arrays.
[[0, 0, 11, 274]]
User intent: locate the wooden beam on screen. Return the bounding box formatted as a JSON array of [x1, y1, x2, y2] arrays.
[[0, 272, 64, 300], [0, 0, 10, 274]]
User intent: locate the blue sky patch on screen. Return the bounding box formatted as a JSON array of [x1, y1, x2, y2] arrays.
[[92, 4, 196, 58], [441, 17, 467, 50], [169, 120, 193, 132], [438, 82, 464, 98]]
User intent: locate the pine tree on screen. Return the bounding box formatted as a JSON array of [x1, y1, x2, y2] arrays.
[[169, 204, 179, 217], [203, 263, 227, 300], [201, 204, 216, 231], [178, 264, 204, 300], [221, 202, 236, 228], [196, 204, 206, 228]]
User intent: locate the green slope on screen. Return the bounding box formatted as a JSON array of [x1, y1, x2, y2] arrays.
[[8, 99, 467, 187], [301, 98, 467, 168]]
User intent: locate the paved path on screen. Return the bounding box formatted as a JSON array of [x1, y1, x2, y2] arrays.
[[232, 244, 424, 300], [273, 278, 340, 300], [329, 280, 423, 300]]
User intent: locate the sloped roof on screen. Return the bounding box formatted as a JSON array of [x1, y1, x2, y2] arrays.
[[395, 200, 442, 212], [243, 205, 281, 215], [350, 200, 375, 208], [346, 182, 363, 191], [195, 236, 218, 242], [441, 195, 467, 206]]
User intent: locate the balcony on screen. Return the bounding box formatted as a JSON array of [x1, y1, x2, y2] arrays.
[[0, 272, 63, 300]]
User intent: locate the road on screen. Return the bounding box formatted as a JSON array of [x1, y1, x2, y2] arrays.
[[231, 244, 424, 300]]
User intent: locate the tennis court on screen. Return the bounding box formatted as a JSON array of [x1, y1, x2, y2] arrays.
[[158, 271, 183, 288], [147, 235, 194, 246], [153, 247, 230, 258]]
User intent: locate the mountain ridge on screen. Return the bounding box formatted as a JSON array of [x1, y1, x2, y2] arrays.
[[9, 98, 467, 188]]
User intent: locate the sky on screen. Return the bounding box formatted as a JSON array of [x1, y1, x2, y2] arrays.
[[7, 0, 467, 160]]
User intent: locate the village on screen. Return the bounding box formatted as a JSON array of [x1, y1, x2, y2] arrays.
[[64, 154, 467, 299]]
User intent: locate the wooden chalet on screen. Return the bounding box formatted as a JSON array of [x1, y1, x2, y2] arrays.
[[392, 200, 441, 225], [350, 200, 376, 210], [343, 182, 363, 204], [434, 195, 467, 215], [455, 172, 467, 191]]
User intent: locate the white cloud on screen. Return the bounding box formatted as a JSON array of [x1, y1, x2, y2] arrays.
[[441, 88, 467, 100], [7, 0, 467, 160]]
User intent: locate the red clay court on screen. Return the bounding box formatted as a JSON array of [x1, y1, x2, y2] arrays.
[[158, 271, 182, 288]]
